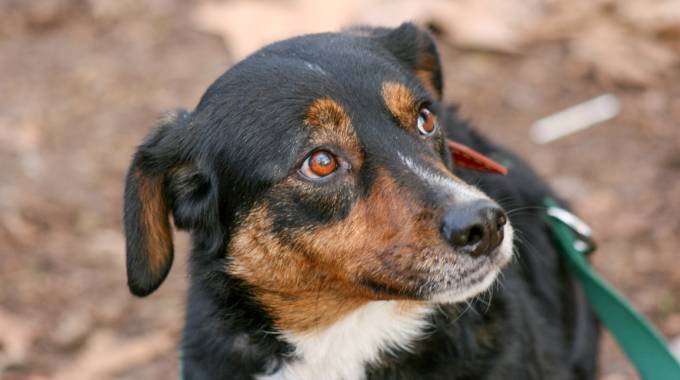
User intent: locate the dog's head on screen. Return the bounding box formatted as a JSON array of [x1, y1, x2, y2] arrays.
[[124, 23, 513, 331]]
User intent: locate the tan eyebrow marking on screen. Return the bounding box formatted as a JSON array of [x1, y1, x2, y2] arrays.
[[381, 81, 418, 129], [303, 97, 360, 151], [304, 98, 351, 133]]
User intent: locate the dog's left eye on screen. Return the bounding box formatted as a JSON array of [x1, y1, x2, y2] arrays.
[[299, 150, 339, 179], [416, 107, 437, 136]]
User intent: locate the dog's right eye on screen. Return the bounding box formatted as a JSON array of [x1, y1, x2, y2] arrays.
[[299, 150, 338, 179], [416, 107, 437, 137]]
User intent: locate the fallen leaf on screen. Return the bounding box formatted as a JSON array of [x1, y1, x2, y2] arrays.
[[617, 0, 680, 38], [51, 329, 176, 380], [191, 0, 546, 60], [192, 0, 362, 59], [50, 310, 94, 350], [0, 309, 37, 373], [570, 19, 677, 86]]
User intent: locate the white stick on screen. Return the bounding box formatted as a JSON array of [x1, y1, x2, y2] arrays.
[[530, 94, 620, 144]]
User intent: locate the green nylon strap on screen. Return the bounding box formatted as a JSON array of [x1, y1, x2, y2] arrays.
[[544, 198, 680, 380], [179, 351, 184, 380]]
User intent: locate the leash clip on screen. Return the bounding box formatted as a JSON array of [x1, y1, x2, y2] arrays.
[[546, 206, 597, 254]]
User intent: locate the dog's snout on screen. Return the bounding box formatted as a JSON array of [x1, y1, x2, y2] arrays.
[[441, 202, 507, 257]]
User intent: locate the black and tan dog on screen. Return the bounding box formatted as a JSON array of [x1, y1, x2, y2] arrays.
[[124, 23, 599, 379]]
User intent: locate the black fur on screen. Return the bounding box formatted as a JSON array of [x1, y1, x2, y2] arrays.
[[123, 23, 599, 379]]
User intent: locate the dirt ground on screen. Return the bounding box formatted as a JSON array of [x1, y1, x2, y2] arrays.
[[1, 1, 679, 379]]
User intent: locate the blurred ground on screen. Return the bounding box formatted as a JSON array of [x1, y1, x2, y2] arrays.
[[0, 1, 679, 379]]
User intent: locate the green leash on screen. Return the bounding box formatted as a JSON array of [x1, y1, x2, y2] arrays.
[[544, 198, 680, 379], [179, 349, 185, 380]]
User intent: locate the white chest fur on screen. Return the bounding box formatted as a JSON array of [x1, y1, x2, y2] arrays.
[[257, 301, 433, 380]]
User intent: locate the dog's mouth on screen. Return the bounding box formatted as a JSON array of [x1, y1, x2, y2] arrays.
[[358, 220, 513, 303], [356, 220, 514, 304], [423, 222, 514, 303]]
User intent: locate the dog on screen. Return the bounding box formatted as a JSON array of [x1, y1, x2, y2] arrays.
[[123, 23, 599, 380]]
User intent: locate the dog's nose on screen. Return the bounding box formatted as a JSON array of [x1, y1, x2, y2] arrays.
[[441, 201, 507, 257]]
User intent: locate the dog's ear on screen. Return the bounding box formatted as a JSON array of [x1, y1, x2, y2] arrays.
[[124, 110, 217, 297], [356, 22, 443, 99]]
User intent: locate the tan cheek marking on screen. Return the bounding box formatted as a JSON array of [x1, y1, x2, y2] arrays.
[[227, 171, 448, 333], [136, 171, 172, 275], [381, 81, 418, 129], [228, 205, 369, 331], [301, 171, 443, 289]]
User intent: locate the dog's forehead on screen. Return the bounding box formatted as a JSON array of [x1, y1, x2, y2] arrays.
[[210, 33, 415, 108], [191, 33, 431, 182]]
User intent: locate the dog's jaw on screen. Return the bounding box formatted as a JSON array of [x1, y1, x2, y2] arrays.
[[254, 221, 514, 380], [255, 235, 513, 380], [255, 223, 513, 380], [257, 301, 432, 380]]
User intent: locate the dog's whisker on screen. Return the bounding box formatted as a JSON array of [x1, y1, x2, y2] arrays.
[[450, 300, 474, 324], [483, 286, 494, 314]]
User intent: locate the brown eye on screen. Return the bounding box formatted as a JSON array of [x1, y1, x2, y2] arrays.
[[300, 150, 338, 179], [416, 107, 437, 136]]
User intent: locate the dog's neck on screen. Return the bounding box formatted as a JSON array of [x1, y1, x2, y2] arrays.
[[257, 301, 433, 380]]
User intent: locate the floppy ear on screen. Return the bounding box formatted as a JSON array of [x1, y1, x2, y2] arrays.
[[357, 22, 443, 99], [124, 110, 217, 297]]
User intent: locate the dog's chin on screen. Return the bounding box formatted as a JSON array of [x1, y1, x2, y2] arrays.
[[426, 267, 501, 304], [426, 223, 514, 304]]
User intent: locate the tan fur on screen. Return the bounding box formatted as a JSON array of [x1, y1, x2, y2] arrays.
[[304, 98, 361, 155], [228, 169, 451, 333], [305, 98, 351, 132], [136, 171, 172, 275], [381, 81, 418, 129]]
